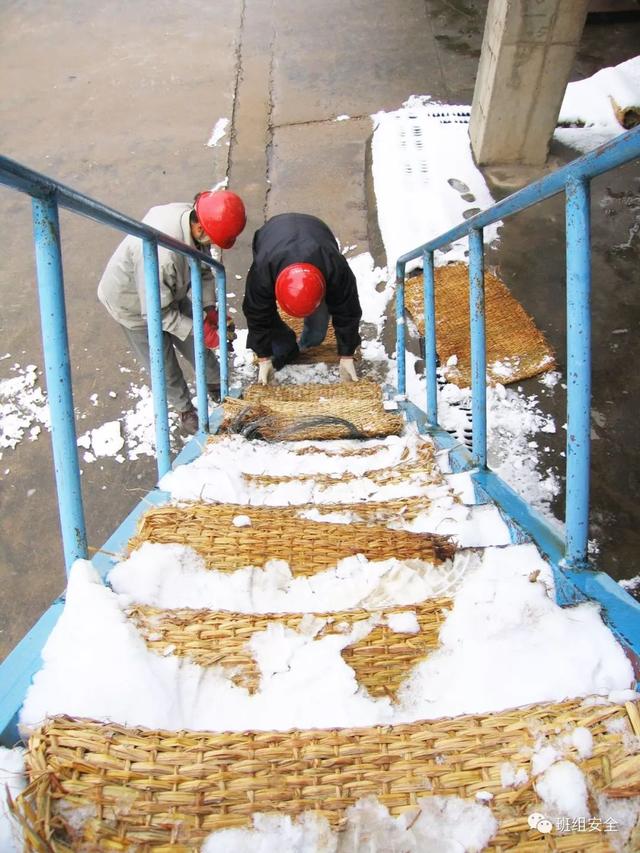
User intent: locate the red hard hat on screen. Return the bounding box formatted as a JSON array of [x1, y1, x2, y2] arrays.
[[275, 263, 326, 318], [194, 190, 246, 249]]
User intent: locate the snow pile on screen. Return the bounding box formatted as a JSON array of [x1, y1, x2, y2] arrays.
[[0, 747, 25, 853], [399, 350, 561, 515], [348, 252, 391, 335], [109, 543, 478, 612], [395, 544, 633, 720], [19, 544, 633, 734], [0, 363, 50, 458], [122, 383, 180, 459], [556, 56, 640, 153], [371, 98, 500, 272], [76, 383, 180, 463], [202, 795, 498, 852]]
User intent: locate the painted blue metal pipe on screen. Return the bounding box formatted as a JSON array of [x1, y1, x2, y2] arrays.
[[395, 266, 407, 395], [142, 239, 171, 478], [188, 259, 209, 434], [468, 228, 487, 469], [565, 177, 592, 569], [422, 252, 438, 425], [398, 127, 640, 265], [31, 195, 88, 571], [215, 267, 229, 399]]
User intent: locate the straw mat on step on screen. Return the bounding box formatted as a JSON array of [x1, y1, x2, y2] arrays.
[[221, 396, 404, 440], [15, 700, 640, 851], [404, 263, 556, 386], [243, 379, 382, 403], [127, 598, 451, 697], [244, 442, 443, 489], [129, 504, 455, 574]]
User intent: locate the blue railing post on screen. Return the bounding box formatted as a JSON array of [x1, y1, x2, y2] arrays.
[[395, 263, 407, 395], [469, 228, 487, 468], [423, 251, 438, 425], [31, 194, 87, 571], [188, 259, 209, 433], [565, 176, 592, 568], [215, 268, 229, 399], [141, 239, 171, 477]]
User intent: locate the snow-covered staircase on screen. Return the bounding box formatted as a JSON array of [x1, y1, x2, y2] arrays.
[[12, 381, 640, 851]]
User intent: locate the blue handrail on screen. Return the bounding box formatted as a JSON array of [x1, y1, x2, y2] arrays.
[[0, 155, 229, 572], [394, 126, 640, 575]]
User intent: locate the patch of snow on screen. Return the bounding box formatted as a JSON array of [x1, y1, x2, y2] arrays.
[[202, 795, 498, 853], [534, 761, 589, 821], [207, 118, 229, 147], [0, 746, 25, 853], [0, 363, 50, 453]]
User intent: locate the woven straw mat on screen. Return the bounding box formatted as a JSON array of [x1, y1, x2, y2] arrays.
[[243, 442, 442, 490], [14, 700, 640, 851], [128, 598, 450, 697], [221, 395, 404, 440], [130, 504, 455, 574], [243, 379, 382, 403], [404, 263, 556, 387]]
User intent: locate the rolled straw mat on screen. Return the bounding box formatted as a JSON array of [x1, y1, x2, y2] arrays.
[[128, 598, 451, 697], [221, 395, 404, 440], [404, 263, 556, 387], [243, 379, 382, 403], [15, 700, 640, 851], [129, 504, 455, 574]]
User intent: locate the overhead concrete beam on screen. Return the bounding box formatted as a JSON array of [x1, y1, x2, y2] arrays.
[[470, 0, 590, 166]]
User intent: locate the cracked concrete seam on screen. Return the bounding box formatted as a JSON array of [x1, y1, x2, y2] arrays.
[[226, 0, 248, 183]]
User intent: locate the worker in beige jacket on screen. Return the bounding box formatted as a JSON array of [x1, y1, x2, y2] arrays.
[[98, 190, 246, 435]]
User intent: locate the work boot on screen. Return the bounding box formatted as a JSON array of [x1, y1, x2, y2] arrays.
[[207, 382, 221, 404], [179, 405, 199, 436]]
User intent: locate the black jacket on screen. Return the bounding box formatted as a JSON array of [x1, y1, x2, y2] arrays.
[[243, 213, 362, 358]]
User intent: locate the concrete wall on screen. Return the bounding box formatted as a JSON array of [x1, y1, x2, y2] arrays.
[[470, 0, 590, 165]]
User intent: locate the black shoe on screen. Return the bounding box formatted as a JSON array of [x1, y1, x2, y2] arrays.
[[207, 383, 221, 403], [272, 343, 300, 371], [180, 406, 199, 436]]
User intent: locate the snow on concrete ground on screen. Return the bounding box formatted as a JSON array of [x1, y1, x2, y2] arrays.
[[371, 97, 500, 274], [555, 55, 640, 154], [0, 362, 50, 461]]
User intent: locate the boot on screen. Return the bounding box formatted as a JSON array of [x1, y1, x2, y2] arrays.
[[179, 405, 199, 436], [207, 383, 221, 403]]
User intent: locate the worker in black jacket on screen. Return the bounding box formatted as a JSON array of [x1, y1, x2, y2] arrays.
[[242, 213, 362, 384]]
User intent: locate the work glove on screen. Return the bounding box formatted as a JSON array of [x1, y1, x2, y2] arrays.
[[339, 357, 358, 383], [258, 358, 275, 385], [203, 309, 235, 349]]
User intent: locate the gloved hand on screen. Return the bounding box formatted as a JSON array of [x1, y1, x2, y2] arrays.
[[203, 309, 235, 349], [339, 357, 358, 383], [203, 309, 220, 349], [258, 358, 275, 385]]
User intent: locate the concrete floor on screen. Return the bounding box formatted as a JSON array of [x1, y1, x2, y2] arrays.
[[1, 0, 639, 659]]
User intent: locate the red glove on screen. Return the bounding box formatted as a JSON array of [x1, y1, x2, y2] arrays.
[[203, 309, 220, 349]]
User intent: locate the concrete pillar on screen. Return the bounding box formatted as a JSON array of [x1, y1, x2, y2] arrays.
[[470, 0, 589, 166]]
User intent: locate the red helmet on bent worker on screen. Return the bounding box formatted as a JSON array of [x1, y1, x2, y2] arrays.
[[194, 190, 246, 249], [275, 263, 326, 318]]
